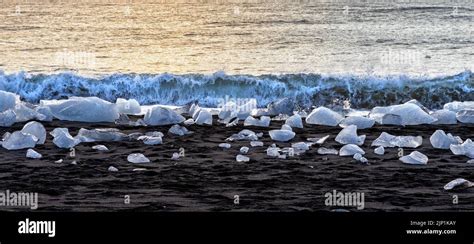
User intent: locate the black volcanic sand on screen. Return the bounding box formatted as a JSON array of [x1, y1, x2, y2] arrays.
[[0, 118, 473, 212]]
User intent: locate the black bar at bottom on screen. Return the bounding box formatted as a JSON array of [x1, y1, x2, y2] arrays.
[[0, 212, 472, 242]]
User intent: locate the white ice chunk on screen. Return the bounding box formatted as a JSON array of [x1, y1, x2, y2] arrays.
[[144, 106, 185, 126], [137, 135, 163, 145], [0, 91, 17, 112], [431, 110, 457, 125], [353, 153, 368, 163], [456, 110, 474, 124], [281, 124, 293, 131], [236, 154, 250, 162], [443, 101, 474, 112], [226, 129, 258, 141], [218, 143, 231, 149], [2, 131, 38, 150], [269, 129, 295, 142], [339, 116, 375, 129], [45, 97, 119, 122], [240, 146, 249, 154], [400, 151, 428, 165], [371, 132, 422, 148], [0, 110, 16, 127], [443, 178, 473, 191], [50, 128, 80, 149], [370, 103, 436, 125], [317, 147, 338, 155], [116, 98, 141, 115], [307, 135, 330, 145], [168, 124, 191, 136], [339, 144, 365, 156], [76, 128, 128, 142], [305, 107, 344, 126], [250, 141, 264, 147], [335, 125, 366, 146], [266, 146, 280, 157], [34, 106, 54, 122], [450, 139, 474, 158], [14, 103, 45, 122], [429, 130, 462, 149], [92, 145, 109, 151], [292, 142, 311, 151], [374, 146, 385, 155], [108, 166, 118, 172], [21, 121, 46, 144], [26, 149, 42, 159], [127, 153, 150, 163], [195, 110, 213, 125], [244, 116, 270, 127], [285, 114, 303, 128], [183, 118, 195, 125]]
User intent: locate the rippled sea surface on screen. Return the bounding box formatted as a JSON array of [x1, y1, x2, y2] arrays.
[[0, 0, 472, 76]]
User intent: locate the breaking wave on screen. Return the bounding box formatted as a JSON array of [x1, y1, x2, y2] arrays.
[[0, 70, 472, 109]]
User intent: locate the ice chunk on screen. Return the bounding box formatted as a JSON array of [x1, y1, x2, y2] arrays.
[[45, 97, 120, 122], [450, 139, 474, 158], [292, 142, 311, 151], [281, 124, 293, 131], [168, 124, 191, 136], [335, 125, 366, 145], [250, 141, 264, 147], [371, 132, 422, 148], [374, 146, 385, 155], [353, 153, 368, 163], [285, 114, 303, 128], [14, 103, 45, 122], [317, 147, 338, 155], [244, 116, 270, 127], [267, 98, 294, 116], [266, 146, 280, 157], [269, 129, 295, 142], [108, 166, 118, 172], [50, 128, 81, 149], [21, 121, 46, 144], [369, 103, 435, 125], [144, 106, 185, 126], [2, 131, 38, 150], [400, 151, 428, 165], [26, 149, 42, 159], [92, 145, 109, 151], [0, 110, 16, 127], [443, 178, 473, 191], [240, 146, 249, 154], [307, 135, 330, 145], [137, 135, 163, 145], [0, 91, 17, 112], [431, 110, 457, 125], [34, 106, 54, 122], [430, 130, 462, 149], [116, 98, 141, 115], [218, 143, 231, 149], [183, 118, 195, 125], [195, 110, 213, 125], [236, 154, 250, 162], [456, 110, 474, 124], [305, 107, 343, 126], [339, 116, 375, 129], [467, 159, 474, 164], [444, 101, 474, 112], [127, 153, 150, 163], [339, 144, 365, 156], [226, 129, 258, 141], [76, 128, 128, 142]]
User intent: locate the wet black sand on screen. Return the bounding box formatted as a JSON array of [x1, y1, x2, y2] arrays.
[[1, 119, 473, 212]]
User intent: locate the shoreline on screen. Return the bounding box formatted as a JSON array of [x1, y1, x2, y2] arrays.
[[1, 118, 473, 211]]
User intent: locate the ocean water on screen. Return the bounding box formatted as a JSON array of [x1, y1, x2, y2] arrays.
[[0, 0, 473, 108]]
